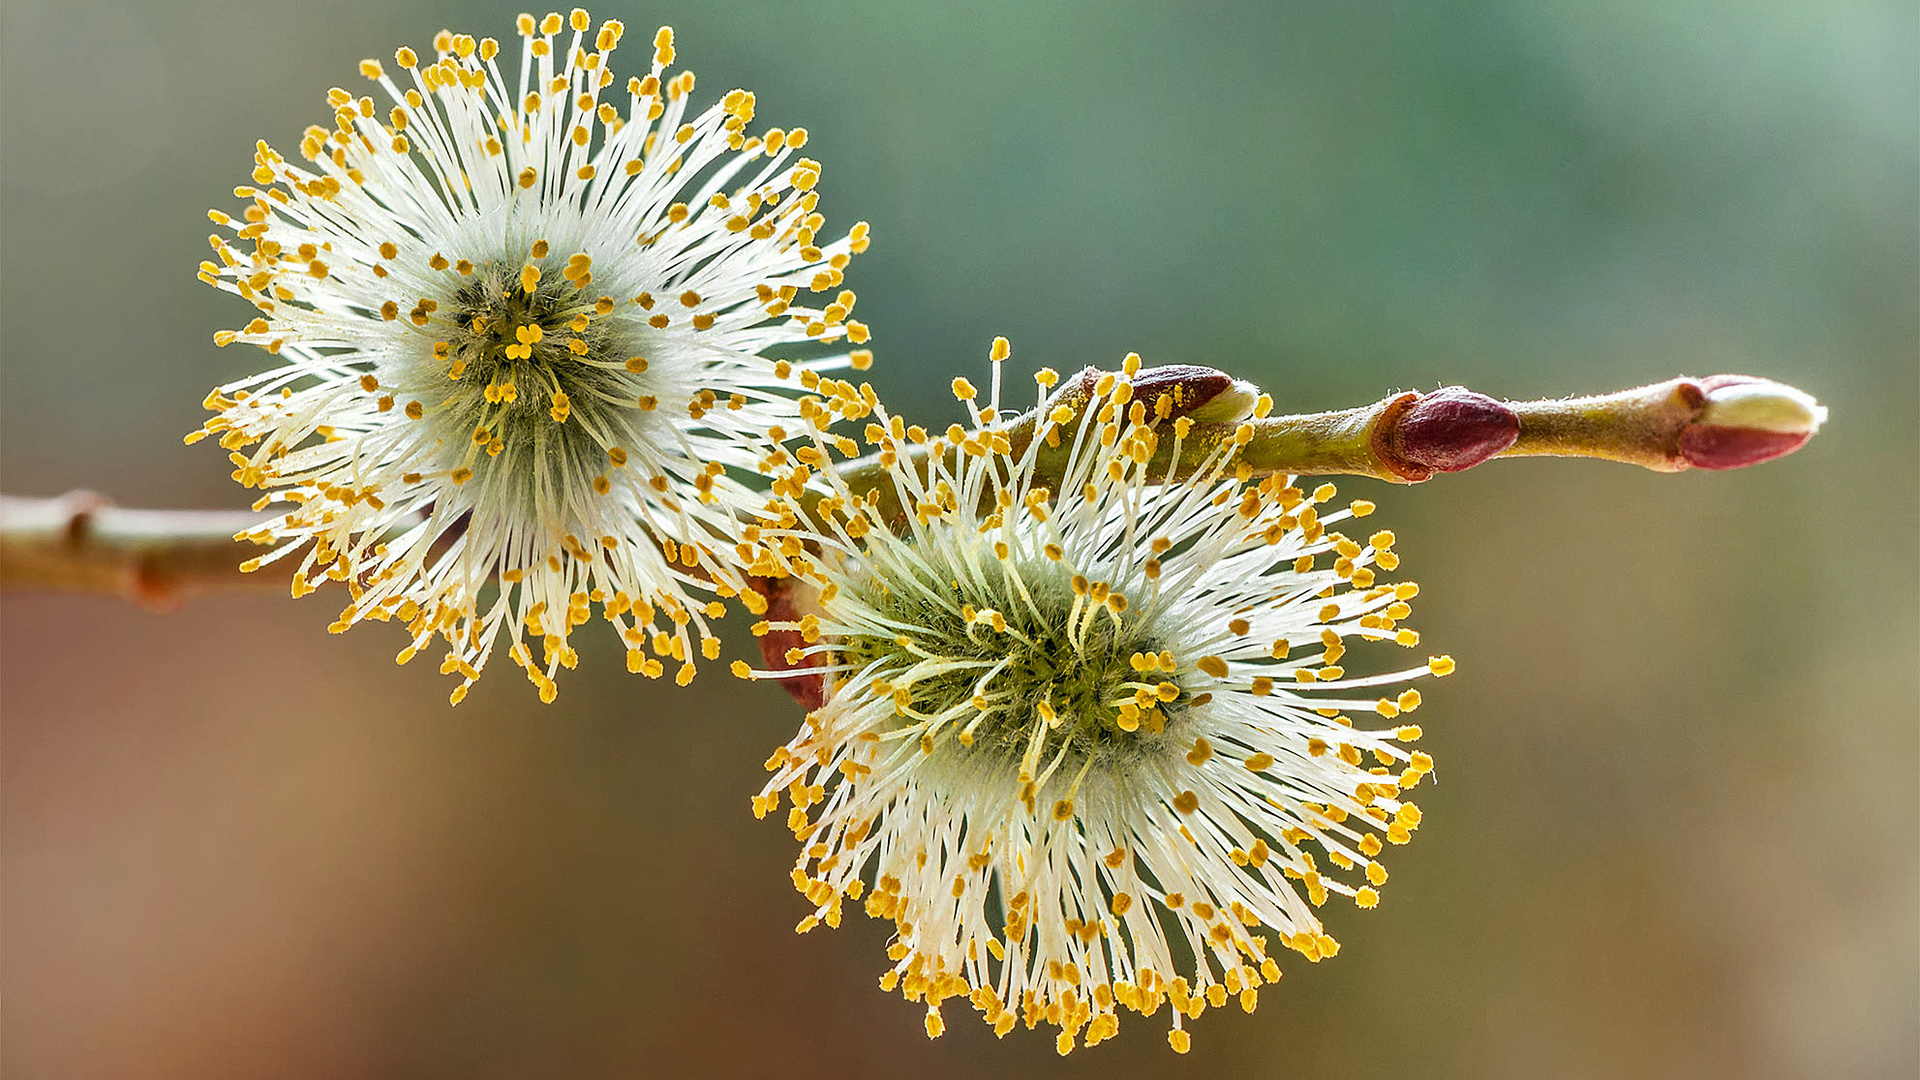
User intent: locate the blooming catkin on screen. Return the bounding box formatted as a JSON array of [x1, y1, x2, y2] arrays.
[[746, 350, 1451, 1053], [191, 13, 871, 702]]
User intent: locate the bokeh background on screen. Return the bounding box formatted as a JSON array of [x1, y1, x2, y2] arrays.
[[3, 0, 1914, 1077]]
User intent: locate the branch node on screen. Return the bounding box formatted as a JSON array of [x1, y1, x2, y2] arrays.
[[58, 490, 111, 549]]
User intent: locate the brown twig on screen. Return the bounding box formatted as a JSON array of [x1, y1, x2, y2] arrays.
[[1, 371, 1823, 606], [0, 493, 267, 609]]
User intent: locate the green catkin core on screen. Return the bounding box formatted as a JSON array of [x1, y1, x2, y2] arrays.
[[838, 555, 1196, 759], [389, 258, 665, 514]]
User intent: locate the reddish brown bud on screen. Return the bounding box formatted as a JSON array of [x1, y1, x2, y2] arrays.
[[1677, 425, 1813, 470], [1129, 364, 1259, 423], [1678, 377, 1826, 470], [747, 575, 826, 709], [1393, 387, 1519, 475]]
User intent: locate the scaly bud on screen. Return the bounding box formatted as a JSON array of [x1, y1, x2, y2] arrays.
[[1127, 364, 1260, 423], [1679, 376, 1827, 470], [1390, 387, 1520, 476], [748, 575, 827, 708]]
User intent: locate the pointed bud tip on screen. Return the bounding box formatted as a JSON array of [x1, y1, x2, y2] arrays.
[[1682, 377, 1826, 470], [1396, 387, 1519, 474], [1696, 377, 1827, 434]]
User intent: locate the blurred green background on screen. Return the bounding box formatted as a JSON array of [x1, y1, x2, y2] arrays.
[[3, 0, 1914, 1077]]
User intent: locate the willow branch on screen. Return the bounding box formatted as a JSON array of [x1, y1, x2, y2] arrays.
[[1, 370, 1823, 604], [813, 368, 1826, 525], [0, 493, 268, 609]]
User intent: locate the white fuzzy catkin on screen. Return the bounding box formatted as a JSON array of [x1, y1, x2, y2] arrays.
[[748, 351, 1453, 1053], [193, 15, 872, 701]]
